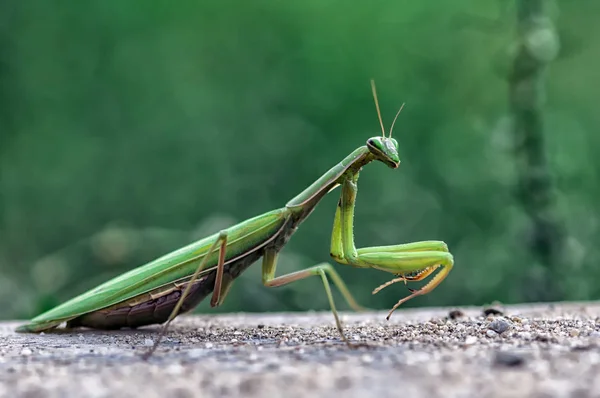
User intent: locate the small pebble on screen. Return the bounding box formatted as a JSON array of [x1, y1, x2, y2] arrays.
[[483, 308, 504, 316], [519, 332, 532, 340], [20, 348, 32, 356], [188, 349, 203, 359], [335, 376, 353, 390], [165, 364, 184, 375], [465, 336, 477, 345], [486, 330, 497, 338], [448, 310, 465, 320], [239, 378, 261, 395], [361, 354, 373, 364], [143, 339, 154, 347], [569, 329, 580, 337], [494, 351, 525, 367], [535, 334, 550, 342], [489, 318, 511, 334], [571, 344, 595, 352]]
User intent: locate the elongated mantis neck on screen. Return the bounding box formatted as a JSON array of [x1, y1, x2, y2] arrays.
[[286, 145, 374, 213]]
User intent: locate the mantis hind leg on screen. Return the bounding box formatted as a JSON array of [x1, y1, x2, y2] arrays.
[[142, 230, 229, 359], [210, 273, 235, 307], [261, 247, 364, 346]]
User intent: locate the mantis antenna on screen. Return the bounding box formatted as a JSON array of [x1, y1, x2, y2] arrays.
[[388, 102, 405, 139], [370, 79, 386, 137]]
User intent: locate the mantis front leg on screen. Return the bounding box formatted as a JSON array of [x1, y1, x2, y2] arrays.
[[330, 172, 454, 319]]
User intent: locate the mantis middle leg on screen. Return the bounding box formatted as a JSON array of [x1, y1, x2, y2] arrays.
[[261, 247, 365, 345]]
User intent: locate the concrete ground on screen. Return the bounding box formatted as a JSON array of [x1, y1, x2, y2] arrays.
[[1, 302, 600, 398]]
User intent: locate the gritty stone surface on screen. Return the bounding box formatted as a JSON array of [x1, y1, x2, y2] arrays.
[[1, 302, 600, 398]]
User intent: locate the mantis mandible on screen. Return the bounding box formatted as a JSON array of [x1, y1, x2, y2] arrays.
[[16, 80, 454, 357]]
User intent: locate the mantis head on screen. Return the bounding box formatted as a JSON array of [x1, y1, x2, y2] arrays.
[[367, 136, 400, 169], [368, 79, 403, 169]]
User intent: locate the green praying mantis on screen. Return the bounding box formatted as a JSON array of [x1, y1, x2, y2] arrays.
[[16, 80, 454, 357]]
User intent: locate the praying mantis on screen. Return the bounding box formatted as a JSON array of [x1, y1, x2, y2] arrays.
[[16, 80, 454, 358]]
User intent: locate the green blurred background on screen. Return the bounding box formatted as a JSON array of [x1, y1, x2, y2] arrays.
[[1, 0, 598, 321]]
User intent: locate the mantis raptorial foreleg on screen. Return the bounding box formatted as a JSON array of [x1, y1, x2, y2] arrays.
[[330, 173, 454, 320], [360, 241, 448, 293], [261, 248, 364, 345], [367, 250, 453, 319], [371, 262, 439, 294]]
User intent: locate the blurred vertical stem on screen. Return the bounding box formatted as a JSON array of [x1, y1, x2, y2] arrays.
[[0, 4, 12, 231], [509, 0, 564, 301]]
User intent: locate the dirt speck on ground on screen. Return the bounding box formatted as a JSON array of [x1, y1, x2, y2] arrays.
[[1, 302, 600, 398]]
